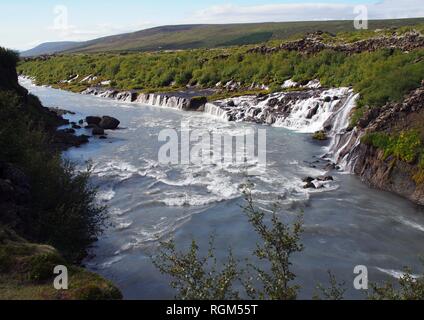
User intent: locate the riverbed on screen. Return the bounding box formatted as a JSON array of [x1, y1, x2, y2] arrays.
[[21, 78, 424, 299]]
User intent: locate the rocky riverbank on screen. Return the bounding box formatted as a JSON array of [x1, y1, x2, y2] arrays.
[[248, 30, 424, 55], [329, 83, 424, 205], [20, 74, 424, 206]]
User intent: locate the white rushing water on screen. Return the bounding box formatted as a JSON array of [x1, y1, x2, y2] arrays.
[[136, 93, 188, 110], [19, 77, 424, 300], [203, 87, 357, 133]]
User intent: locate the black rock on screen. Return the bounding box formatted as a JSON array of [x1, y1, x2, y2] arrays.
[[302, 177, 314, 183], [324, 163, 336, 171], [58, 128, 75, 134], [99, 116, 120, 130], [307, 104, 319, 119], [86, 116, 102, 125], [303, 182, 316, 189], [187, 96, 207, 111], [92, 126, 105, 136], [72, 124, 82, 129], [267, 98, 279, 108], [317, 175, 334, 181]]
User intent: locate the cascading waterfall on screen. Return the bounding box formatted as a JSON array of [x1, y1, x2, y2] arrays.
[[136, 93, 188, 110], [204, 102, 230, 120], [324, 93, 361, 171], [273, 88, 352, 133], [204, 87, 361, 172], [81, 82, 362, 172]]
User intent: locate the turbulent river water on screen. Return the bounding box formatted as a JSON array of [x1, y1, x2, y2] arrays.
[[21, 79, 424, 299]]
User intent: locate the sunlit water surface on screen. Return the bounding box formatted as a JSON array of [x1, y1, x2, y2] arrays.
[[22, 79, 424, 299]]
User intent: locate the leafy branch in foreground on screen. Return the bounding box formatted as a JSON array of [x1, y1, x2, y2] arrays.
[[242, 184, 304, 300], [369, 264, 424, 300], [152, 237, 240, 300], [153, 183, 305, 300], [152, 184, 424, 300], [314, 271, 347, 300]]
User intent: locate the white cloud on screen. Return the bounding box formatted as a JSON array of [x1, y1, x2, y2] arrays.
[[190, 0, 424, 23]]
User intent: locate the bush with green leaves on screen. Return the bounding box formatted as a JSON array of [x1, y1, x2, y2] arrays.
[[153, 184, 424, 300], [369, 264, 424, 300], [361, 130, 423, 164], [0, 90, 107, 262], [18, 41, 424, 126], [153, 184, 304, 300]]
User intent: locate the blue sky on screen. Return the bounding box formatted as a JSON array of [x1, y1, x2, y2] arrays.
[[0, 0, 422, 50]]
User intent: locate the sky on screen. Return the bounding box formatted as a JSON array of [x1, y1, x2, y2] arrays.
[[0, 0, 423, 50]]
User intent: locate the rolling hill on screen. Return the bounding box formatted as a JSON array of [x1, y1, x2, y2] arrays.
[[22, 18, 424, 56], [20, 41, 81, 57]]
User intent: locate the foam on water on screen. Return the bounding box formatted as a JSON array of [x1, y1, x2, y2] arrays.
[[20, 77, 424, 299], [376, 267, 420, 279], [397, 217, 424, 232]]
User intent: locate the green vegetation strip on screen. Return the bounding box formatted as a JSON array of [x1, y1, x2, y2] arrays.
[[18, 33, 424, 125]]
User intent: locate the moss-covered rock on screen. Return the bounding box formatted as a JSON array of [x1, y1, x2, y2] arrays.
[[312, 130, 328, 141], [0, 227, 122, 300]]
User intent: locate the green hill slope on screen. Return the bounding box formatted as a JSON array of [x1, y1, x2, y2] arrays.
[[69, 19, 424, 53], [24, 18, 424, 55]]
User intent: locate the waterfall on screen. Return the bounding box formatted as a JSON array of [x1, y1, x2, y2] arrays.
[[204, 103, 230, 120], [135, 93, 188, 110], [324, 93, 361, 170], [274, 88, 354, 133], [203, 88, 361, 172]]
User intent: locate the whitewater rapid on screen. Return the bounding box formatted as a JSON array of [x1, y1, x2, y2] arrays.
[[20, 77, 424, 300]]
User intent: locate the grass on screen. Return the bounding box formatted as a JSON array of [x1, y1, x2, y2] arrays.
[[28, 18, 423, 54], [362, 130, 424, 185], [312, 131, 328, 141], [19, 45, 424, 124], [0, 226, 122, 300]]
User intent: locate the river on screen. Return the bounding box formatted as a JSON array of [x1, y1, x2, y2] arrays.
[[21, 78, 424, 299]]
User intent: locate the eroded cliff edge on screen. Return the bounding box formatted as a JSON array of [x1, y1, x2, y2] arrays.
[[342, 84, 424, 205]]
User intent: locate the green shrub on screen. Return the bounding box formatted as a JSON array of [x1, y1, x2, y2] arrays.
[[18, 38, 424, 122], [0, 90, 107, 262], [362, 130, 422, 163], [313, 131, 328, 141], [27, 252, 65, 281]]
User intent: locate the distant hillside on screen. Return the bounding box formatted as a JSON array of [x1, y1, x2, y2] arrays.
[[23, 18, 424, 55], [20, 41, 80, 57]]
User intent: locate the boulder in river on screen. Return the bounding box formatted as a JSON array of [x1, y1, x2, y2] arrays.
[[86, 116, 102, 125], [307, 104, 320, 119], [92, 126, 105, 136], [187, 96, 207, 111], [303, 181, 316, 189], [317, 175, 334, 181], [302, 177, 314, 183], [99, 116, 120, 130]]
